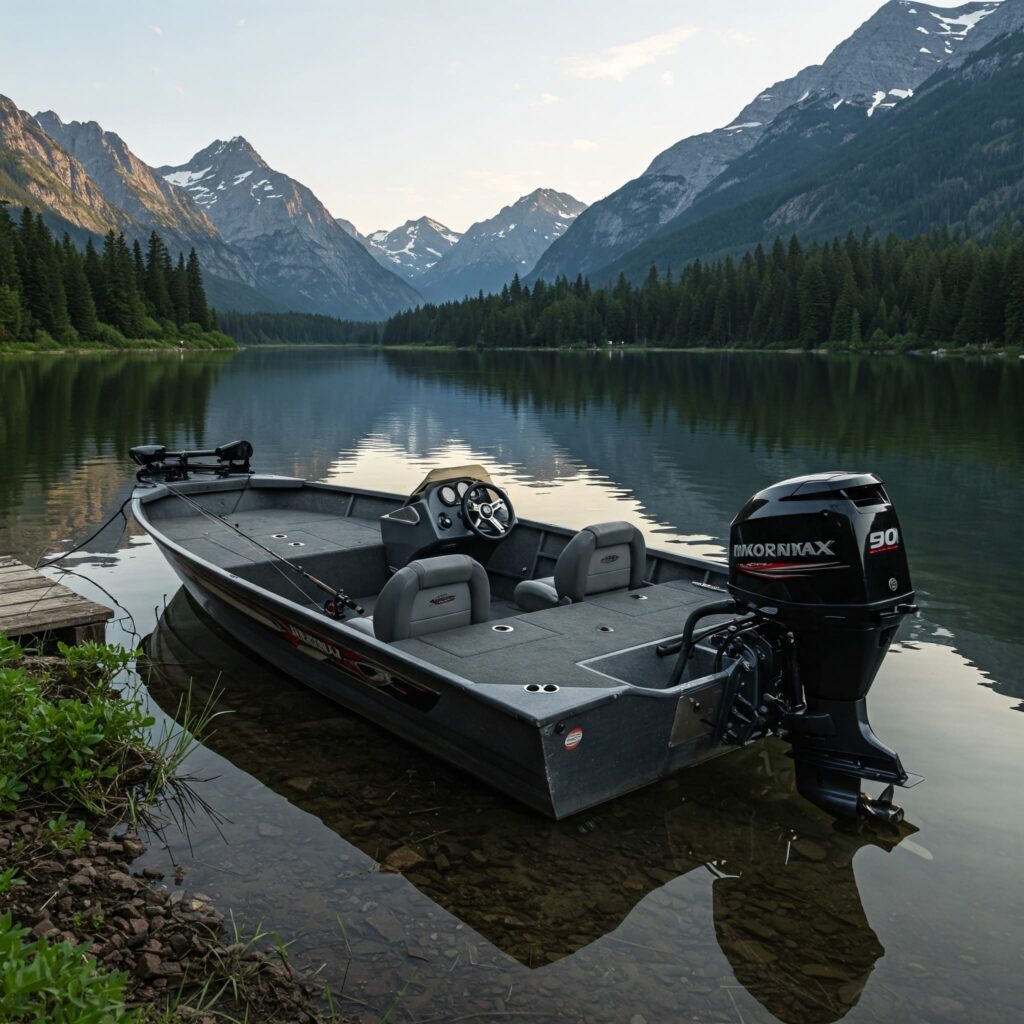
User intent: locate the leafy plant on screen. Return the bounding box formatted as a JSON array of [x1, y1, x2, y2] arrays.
[[0, 913, 138, 1023], [45, 814, 91, 854], [0, 634, 22, 665], [0, 867, 24, 895], [57, 640, 136, 681], [0, 635, 222, 822]]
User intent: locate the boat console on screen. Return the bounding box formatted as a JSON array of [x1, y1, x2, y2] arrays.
[[380, 465, 517, 570]]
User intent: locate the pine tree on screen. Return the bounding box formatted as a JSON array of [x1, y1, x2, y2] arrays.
[[797, 262, 829, 347], [830, 272, 857, 343], [144, 232, 173, 320], [924, 279, 948, 344], [1005, 249, 1024, 345], [170, 253, 190, 326], [185, 248, 210, 328], [61, 235, 99, 339]]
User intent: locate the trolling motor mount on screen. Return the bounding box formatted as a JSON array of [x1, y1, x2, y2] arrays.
[[726, 471, 918, 819]]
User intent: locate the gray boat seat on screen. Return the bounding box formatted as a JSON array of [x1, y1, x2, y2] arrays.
[[343, 554, 490, 642], [515, 521, 646, 612]]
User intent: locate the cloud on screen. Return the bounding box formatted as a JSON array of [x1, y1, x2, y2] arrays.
[[174, 84, 185, 96], [237, 18, 247, 28], [150, 24, 162, 35], [536, 92, 560, 106], [571, 138, 597, 152], [661, 70, 674, 88], [720, 29, 754, 46], [562, 24, 698, 81], [447, 59, 464, 74]]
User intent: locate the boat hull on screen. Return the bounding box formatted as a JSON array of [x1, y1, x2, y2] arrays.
[[135, 477, 737, 820]]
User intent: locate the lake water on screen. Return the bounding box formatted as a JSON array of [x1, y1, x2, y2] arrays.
[[1, 348, 1021, 1024]]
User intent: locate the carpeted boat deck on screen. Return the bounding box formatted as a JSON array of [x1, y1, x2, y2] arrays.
[[157, 508, 717, 690]]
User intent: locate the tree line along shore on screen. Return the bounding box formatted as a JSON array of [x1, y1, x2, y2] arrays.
[[223, 228, 1024, 355], [0, 202, 233, 351]]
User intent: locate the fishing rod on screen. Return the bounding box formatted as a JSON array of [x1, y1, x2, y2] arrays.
[[162, 483, 364, 618]]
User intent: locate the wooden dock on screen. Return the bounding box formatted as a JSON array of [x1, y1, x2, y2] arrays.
[[0, 556, 113, 646]]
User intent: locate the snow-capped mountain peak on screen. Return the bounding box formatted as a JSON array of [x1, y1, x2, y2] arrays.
[[417, 188, 587, 302], [364, 216, 463, 282], [158, 138, 420, 319]]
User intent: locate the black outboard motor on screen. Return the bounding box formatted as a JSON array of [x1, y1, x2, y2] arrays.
[[728, 472, 917, 821]]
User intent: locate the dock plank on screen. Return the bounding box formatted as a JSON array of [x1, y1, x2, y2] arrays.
[[0, 557, 112, 644], [0, 576, 54, 595]]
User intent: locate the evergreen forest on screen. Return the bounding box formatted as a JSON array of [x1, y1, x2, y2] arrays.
[[0, 202, 232, 349], [378, 229, 1024, 351]]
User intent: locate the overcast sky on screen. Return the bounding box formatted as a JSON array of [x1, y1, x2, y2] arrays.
[[3, 1, 976, 233]]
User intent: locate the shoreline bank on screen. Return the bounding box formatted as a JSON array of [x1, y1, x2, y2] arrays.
[[0, 639, 341, 1023]]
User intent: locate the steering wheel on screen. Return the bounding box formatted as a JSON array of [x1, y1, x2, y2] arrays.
[[461, 481, 517, 541]]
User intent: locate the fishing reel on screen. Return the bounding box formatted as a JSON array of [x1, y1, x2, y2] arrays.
[[323, 592, 365, 619]]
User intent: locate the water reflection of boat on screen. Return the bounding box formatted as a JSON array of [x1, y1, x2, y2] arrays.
[[144, 588, 917, 1024]]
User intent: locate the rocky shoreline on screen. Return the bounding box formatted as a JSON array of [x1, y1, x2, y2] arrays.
[[0, 811, 333, 1022]]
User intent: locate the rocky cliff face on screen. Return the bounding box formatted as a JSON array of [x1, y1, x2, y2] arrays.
[[418, 189, 586, 302], [32, 111, 251, 287], [530, 0, 1005, 283], [158, 138, 421, 319], [0, 95, 126, 236], [366, 217, 461, 283]]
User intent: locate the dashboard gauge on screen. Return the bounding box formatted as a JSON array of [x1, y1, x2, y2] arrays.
[[456, 480, 471, 498], [439, 485, 458, 506]]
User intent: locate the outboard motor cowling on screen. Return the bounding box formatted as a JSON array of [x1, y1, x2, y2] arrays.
[[728, 472, 918, 820]]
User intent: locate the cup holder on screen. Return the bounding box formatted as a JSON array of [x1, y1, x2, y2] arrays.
[[630, 594, 649, 601], [272, 533, 287, 539], [597, 625, 615, 633], [492, 624, 515, 633], [524, 683, 560, 693]]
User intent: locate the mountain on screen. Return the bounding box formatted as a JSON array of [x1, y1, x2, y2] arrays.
[[417, 189, 586, 302], [31, 111, 258, 301], [334, 216, 362, 241], [158, 138, 421, 319], [529, 0, 1005, 284], [605, 23, 1024, 282], [365, 217, 462, 283], [0, 95, 127, 238]]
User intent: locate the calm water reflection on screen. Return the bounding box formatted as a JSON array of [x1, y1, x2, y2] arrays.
[[1, 348, 1022, 1023]]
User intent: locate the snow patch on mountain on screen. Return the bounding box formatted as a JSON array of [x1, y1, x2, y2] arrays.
[[164, 166, 212, 187], [364, 216, 463, 282]]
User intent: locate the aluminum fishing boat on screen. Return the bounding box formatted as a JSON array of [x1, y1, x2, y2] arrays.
[[130, 441, 920, 822]]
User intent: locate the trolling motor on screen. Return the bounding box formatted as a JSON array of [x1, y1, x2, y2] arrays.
[[130, 440, 254, 482], [661, 472, 919, 822]]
